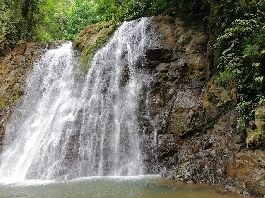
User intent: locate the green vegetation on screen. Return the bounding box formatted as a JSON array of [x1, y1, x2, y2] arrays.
[[1, 0, 209, 45], [0, 0, 37, 54], [210, 1, 265, 135], [35, 0, 101, 42]]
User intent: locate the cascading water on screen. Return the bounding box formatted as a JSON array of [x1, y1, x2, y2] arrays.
[[0, 18, 153, 182], [77, 18, 153, 177], [0, 42, 82, 182]]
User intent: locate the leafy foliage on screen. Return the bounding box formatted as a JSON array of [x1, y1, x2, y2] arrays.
[[0, 0, 39, 54], [5, 0, 209, 42], [213, 2, 265, 130], [1, 0, 25, 53], [0, 0, 210, 43]]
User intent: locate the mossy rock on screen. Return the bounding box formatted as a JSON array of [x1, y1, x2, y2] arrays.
[[255, 105, 265, 130], [73, 22, 117, 73], [246, 129, 264, 147], [207, 78, 235, 107], [247, 105, 265, 147]]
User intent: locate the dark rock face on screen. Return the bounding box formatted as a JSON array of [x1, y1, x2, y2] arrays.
[[0, 42, 44, 150], [162, 111, 242, 181], [139, 16, 209, 173], [139, 16, 264, 197]]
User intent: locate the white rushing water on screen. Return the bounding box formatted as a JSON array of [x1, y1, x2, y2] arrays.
[[0, 18, 153, 183]]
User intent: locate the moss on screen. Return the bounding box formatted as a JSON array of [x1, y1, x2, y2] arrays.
[[73, 22, 117, 73], [202, 76, 238, 133], [0, 99, 6, 110], [246, 105, 265, 147], [0, 92, 21, 111], [247, 129, 264, 147], [206, 78, 236, 108]]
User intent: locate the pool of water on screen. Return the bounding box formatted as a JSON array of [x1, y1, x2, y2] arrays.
[[0, 176, 237, 198]]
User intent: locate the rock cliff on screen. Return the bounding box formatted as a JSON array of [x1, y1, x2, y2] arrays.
[[139, 16, 264, 197], [0, 15, 264, 197], [75, 16, 264, 196]]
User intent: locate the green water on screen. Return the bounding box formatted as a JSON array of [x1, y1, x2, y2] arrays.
[[0, 176, 237, 198]]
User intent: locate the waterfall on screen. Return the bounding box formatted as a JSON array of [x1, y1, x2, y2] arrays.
[[0, 42, 82, 181], [0, 18, 153, 182]]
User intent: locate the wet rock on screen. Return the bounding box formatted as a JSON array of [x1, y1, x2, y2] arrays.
[[120, 65, 130, 87], [157, 134, 180, 159], [0, 42, 44, 149], [162, 111, 242, 183], [135, 16, 264, 197], [146, 48, 173, 63], [227, 151, 265, 197], [45, 41, 67, 49], [138, 16, 209, 175]]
